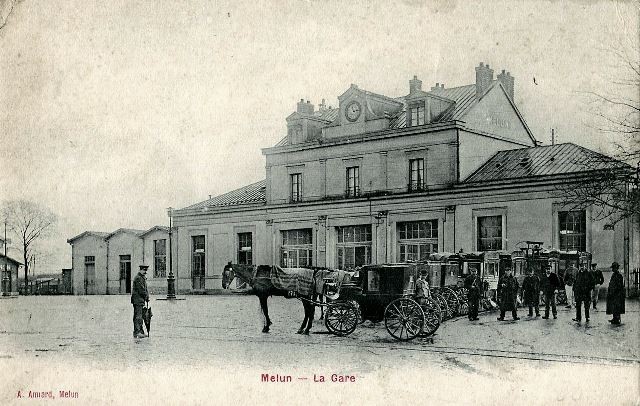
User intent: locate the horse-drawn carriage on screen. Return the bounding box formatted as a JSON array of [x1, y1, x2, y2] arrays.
[[323, 263, 441, 341]]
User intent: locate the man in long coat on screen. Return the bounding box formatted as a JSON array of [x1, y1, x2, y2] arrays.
[[497, 268, 520, 321], [572, 266, 594, 323], [521, 269, 540, 317], [606, 262, 625, 325], [541, 266, 561, 319], [131, 265, 150, 338], [464, 268, 482, 321]]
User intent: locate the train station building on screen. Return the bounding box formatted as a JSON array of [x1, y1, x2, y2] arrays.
[[169, 63, 639, 294]]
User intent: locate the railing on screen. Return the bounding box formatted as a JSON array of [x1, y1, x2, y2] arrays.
[[345, 186, 360, 198]]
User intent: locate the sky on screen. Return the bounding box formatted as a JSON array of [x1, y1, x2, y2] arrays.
[[0, 0, 638, 273]]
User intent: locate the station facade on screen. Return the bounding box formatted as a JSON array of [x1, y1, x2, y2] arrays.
[[170, 63, 640, 294]]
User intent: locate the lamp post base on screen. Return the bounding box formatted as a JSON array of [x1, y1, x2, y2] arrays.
[[166, 273, 176, 299]]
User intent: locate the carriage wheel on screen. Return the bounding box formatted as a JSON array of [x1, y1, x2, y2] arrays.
[[325, 302, 358, 336], [441, 287, 460, 317], [384, 298, 425, 341], [348, 300, 365, 324], [431, 293, 448, 321]]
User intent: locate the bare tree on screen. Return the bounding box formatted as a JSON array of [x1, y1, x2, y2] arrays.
[[1, 200, 57, 294], [556, 22, 640, 225]]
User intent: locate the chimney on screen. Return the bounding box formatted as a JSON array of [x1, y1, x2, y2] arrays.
[[475, 62, 494, 99], [319, 98, 327, 112], [296, 99, 315, 115], [409, 75, 422, 93], [430, 83, 445, 91], [497, 69, 515, 101]]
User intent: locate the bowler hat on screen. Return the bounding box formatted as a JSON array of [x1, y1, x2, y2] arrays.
[[611, 262, 620, 270]]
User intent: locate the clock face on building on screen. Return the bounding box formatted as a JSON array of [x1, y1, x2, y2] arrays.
[[345, 101, 361, 122]]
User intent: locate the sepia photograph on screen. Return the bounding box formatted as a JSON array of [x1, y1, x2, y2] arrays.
[[0, 0, 638, 404]]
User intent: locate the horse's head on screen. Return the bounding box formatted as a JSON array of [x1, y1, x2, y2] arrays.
[[223, 264, 255, 289]]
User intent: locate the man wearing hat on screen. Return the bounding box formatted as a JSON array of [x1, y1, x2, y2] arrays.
[[464, 267, 482, 321], [131, 265, 150, 338], [414, 269, 431, 305], [606, 262, 625, 325]]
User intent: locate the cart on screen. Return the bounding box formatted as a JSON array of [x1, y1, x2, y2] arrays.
[[323, 263, 441, 341]]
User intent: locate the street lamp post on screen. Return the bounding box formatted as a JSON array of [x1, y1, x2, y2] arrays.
[[166, 207, 176, 299]]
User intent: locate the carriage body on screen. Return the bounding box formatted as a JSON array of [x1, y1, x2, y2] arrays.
[[324, 263, 441, 341]]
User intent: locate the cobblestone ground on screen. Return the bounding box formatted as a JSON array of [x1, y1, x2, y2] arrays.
[[0, 295, 638, 405]]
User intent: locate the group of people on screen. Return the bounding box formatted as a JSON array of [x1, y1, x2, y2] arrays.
[[462, 262, 626, 325]]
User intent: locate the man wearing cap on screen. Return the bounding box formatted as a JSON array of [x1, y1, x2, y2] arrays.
[[414, 270, 431, 305], [606, 262, 625, 325], [590, 263, 604, 310], [497, 267, 520, 321], [572, 265, 595, 323], [131, 265, 150, 338], [464, 267, 482, 321]]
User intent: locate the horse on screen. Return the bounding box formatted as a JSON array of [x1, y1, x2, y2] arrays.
[[222, 264, 320, 334]]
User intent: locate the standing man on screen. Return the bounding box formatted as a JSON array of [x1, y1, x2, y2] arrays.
[[464, 268, 482, 321], [590, 263, 604, 310], [415, 269, 431, 305], [541, 266, 561, 319], [497, 267, 520, 321], [606, 262, 625, 325], [572, 266, 594, 323], [521, 268, 540, 317], [131, 265, 150, 338], [563, 266, 577, 309]]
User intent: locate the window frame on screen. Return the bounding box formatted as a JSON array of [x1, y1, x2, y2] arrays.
[[346, 166, 360, 197], [191, 235, 206, 278], [153, 239, 167, 278], [409, 102, 426, 126], [476, 214, 504, 251], [335, 225, 372, 271], [237, 232, 253, 265], [281, 229, 313, 268], [408, 158, 425, 192], [558, 210, 587, 251], [290, 173, 303, 203], [397, 220, 438, 262]]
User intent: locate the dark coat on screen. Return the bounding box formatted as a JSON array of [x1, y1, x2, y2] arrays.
[[573, 270, 595, 302], [563, 267, 576, 287], [521, 274, 540, 305], [540, 272, 561, 296], [606, 271, 625, 315], [131, 272, 149, 305], [464, 274, 482, 300], [591, 270, 604, 285], [497, 274, 519, 311]]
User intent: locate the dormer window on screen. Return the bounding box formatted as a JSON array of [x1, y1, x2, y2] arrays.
[[409, 102, 425, 126]]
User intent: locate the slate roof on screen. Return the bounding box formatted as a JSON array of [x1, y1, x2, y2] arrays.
[[464, 143, 626, 183], [181, 180, 267, 210], [275, 83, 480, 147], [387, 84, 477, 128]]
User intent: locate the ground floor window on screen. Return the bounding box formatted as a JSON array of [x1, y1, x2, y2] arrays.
[[281, 229, 313, 268], [559, 210, 586, 251], [477, 215, 503, 251], [336, 225, 372, 271], [192, 236, 205, 289], [238, 232, 253, 265], [153, 239, 167, 278], [397, 220, 438, 262]]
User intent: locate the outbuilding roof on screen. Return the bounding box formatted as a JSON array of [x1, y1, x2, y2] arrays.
[[464, 143, 626, 183], [105, 228, 146, 239], [0, 253, 22, 265], [138, 226, 169, 237], [181, 180, 267, 211], [67, 231, 110, 244]]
